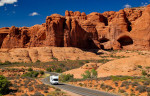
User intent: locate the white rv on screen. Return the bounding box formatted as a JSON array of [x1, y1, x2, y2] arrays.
[[50, 75, 59, 85]]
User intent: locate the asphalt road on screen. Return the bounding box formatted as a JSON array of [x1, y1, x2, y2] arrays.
[[41, 72, 119, 96]]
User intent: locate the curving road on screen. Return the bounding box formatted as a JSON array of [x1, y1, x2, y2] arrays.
[[41, 72, 119, 96]]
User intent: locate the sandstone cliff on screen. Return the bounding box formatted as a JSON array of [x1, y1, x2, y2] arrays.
[[0, 5, 150, 50]]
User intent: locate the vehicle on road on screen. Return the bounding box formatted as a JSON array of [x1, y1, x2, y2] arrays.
[[50, 75, 59, 85]]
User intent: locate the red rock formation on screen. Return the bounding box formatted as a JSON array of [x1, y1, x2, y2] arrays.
[[2, 26, 23, 48], [0, 27, 9, 47], [129, 5, 150, 50], [29, 24, 46, 47], [0, 5, 150, 50], [45, 14, 65, 47]]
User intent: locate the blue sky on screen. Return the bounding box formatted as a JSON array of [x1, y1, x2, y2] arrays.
[[0, 0, 149, 28]]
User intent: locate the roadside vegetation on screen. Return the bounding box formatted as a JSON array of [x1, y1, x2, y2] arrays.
[[0, 68, 68, 96], [100, 55, 128, 59], [0, 57, 113, 95], [81, 69, 97, 79], [0, 75, 11, 95], [68, 75, 150, 96], [59, 74, 74, 82], [0, 59, 112, 73], [47, 88, 67, 96], [59, 69, 98, 82]]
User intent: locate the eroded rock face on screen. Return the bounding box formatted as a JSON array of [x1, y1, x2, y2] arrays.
[[0, 5, 150, 50], [2, 26, 23, 48], [46, 14, 65, 47], [0, 27, 9, 47], [0, 47, 100, 63]]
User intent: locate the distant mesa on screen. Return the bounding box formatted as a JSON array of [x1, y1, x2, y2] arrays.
[[0, 5, 150, 50]]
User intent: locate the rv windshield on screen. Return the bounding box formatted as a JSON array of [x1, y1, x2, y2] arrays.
[[53, 79, 58, 81]]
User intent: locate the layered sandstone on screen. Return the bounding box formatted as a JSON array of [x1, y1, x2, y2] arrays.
[[97, 55, 150, 77], [0, 5, 150, 50], [0, 47, 100, 63], [64, 51, 150, 78]]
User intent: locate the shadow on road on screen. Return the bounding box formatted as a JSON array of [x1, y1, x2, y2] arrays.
[[52, 83, 65, 85]]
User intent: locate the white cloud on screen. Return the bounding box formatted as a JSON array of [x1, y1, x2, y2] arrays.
[[29, 12, 40, 16], [0, 0, 17, 7], [141, 2, 149, 6], [124, 4, 131, 8], [14, 4, 18, 7]]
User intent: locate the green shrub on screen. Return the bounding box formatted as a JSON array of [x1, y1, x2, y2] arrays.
[[146, 87, 150, 92], [81, 70, 91, 79], [110, 55, 125, 59], [21, 93, 29, 96], [28, 68, 33, 72], [85, 60, 89, 63], [52, 65, 57, 70], [121, 81, 130, 87], [124, 92, 128, 96], [114, 82, 118, 87], [22, 72, 32, 77], [106, 85, 113, 90], [79, 83, 83, 87], [52, 57, 58, 61], [137, 65, 142, 68], [110, 76, 133, 81], [58, 63, 65, 67], [79, 61, 84, 65], [97, 59, 111, 64], [32, 71, 39, 77], [55, 88, 61, 91], [142, 70, 147, 76], [28, 86, 34, 92], [143, 81, 150, 85], [118, 89, 126, 93], [59, 74, 74, 82], [40, 71, 44, 75], [130, 93, 135, 96], [147, 74, 150, 77], [145, 66, 150, 69], [136, 85, 147, 93], [36, 60, 41, 63], [81, 69, 98, 79], [132, 81, 139, 87], [44, 90, 48, 93], [55, 68, 62, 73], [22, 71, 39, 78], [33, 91, 44, 96], [91, 69, 97, 78], [125, 85, 129, 89], [100, 83, 106, 90], [46, 67, 52, 72], [3, 61, 11, 65], [0, 75, 11, 94]]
